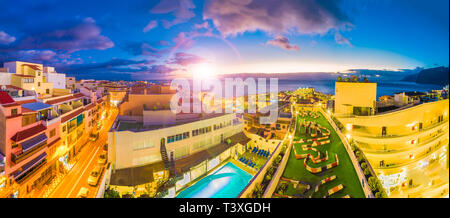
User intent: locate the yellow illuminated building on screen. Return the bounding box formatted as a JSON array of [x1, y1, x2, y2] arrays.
[[5, 61, 54, 97], [335, 81, 449, 198], [335, 81, 377, 115]]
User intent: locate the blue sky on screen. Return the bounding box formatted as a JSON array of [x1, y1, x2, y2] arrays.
[[0, 0, 448, 80]]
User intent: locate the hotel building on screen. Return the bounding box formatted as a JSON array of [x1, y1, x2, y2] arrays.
[[107, 85, 246, 196], [335, 80, 449, 198]]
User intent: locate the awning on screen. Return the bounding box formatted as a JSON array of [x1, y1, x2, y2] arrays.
[[21, 133, 47, 153], [13, 152, 47, 179], [22, 102, 52, 112]]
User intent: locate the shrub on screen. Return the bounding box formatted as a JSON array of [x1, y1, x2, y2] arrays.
[[375, 190, 388, 198], [360, 162, 367, 169], [104, 188, 120, 198], [363, 167, 371, 176], [368, 177, 379, 191]]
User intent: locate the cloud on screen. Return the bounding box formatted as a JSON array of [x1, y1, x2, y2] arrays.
[[17, 50, 57, 61], [147, 64, 176, 74], [18, 17, 114, 53], [0, 49, 58, 63], [60, 58, 145, 73], [203, 0, 351, 37], [143, 20, 158, 32], [172, 28, 214, 49], [266, 36, 299, 51], [168, 52, 205, 66], [173, 32, 194, 49], [0, 31, 16, 45], [334, 32, 353, 47], [122, 41, 168, 57], [194, 22, 209, 29], [151, 0, 196, 28]]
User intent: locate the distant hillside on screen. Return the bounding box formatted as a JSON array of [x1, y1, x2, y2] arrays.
[[402, 66, 449, 85]]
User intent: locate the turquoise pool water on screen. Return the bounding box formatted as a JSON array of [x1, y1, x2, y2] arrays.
[[177, 162, 252, 198]]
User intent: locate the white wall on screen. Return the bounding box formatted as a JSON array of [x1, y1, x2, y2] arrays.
[[45, 72, 66, 89], [0, 73, 11, 85], [109, 113, 242, 170]]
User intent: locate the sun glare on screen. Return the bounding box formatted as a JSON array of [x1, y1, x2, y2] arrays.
[[191, 63, 218, 79]]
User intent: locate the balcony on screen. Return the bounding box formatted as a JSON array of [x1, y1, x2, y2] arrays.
[[42, 116, 61, 126], [13, 152, 47, 184], [11, 134, 48, 165]]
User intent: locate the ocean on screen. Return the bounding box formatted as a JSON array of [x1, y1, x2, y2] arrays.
[[277, 80, 442, 97], [154, 78, 443, 98]]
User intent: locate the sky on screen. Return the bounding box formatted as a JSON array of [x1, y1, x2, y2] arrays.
[[0, 0, 448, 80]]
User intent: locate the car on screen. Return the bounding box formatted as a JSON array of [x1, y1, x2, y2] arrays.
[[98, 151, 107, 165], [89, 132, 99, 142], [103, 143, 108, 151], [88, 166, 104, 186], [77, 187, 90, 198]]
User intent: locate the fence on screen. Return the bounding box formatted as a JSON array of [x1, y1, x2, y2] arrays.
[[96, 163, 112, 198], [318, 107, 374, 198]]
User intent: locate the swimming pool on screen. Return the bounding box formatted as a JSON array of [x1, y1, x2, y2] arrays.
[[177, 162, 252, 198]]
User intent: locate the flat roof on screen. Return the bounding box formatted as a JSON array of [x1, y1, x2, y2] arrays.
[[116, 112, 231, 132], [21, 102, 52, 111], [110, 161, 165, 186], [45, 93, 84, 105]]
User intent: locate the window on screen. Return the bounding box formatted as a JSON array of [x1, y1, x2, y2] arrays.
[[46, 89, 50, 94], [62, 125, 66, 132], [38, 82, 41, 87], [50, 129, 56, 137], [11, 108, 18, 116]]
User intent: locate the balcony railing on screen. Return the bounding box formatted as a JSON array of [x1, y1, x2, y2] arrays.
[[11, 141, 47, 165], [15, 159, 46, 184]]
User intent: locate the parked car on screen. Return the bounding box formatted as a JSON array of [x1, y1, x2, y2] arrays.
[[89, 132, 99, 142], [98, 151, 107, 165], [103, 143, 108, 151], [77, 187, 90, 198], [88, 166, 104, 186]]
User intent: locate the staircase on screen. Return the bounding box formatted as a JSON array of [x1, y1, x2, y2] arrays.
[[160, 141, 176, 178]]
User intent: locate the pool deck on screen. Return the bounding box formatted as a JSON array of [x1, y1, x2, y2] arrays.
[[229, 158, 258, 176]]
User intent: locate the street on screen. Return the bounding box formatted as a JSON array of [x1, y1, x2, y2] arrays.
[[44, 107, 118, 198]]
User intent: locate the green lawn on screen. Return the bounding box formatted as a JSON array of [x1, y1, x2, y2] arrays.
[[281, 111, 365, 198]]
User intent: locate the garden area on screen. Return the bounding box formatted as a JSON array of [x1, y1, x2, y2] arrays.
[[350, 141, 388, 198], [249, 141, 288, 198], [275, 110, 366, 198]]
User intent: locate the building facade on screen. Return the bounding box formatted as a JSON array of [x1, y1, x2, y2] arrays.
[[337, 98, 449, 198]]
